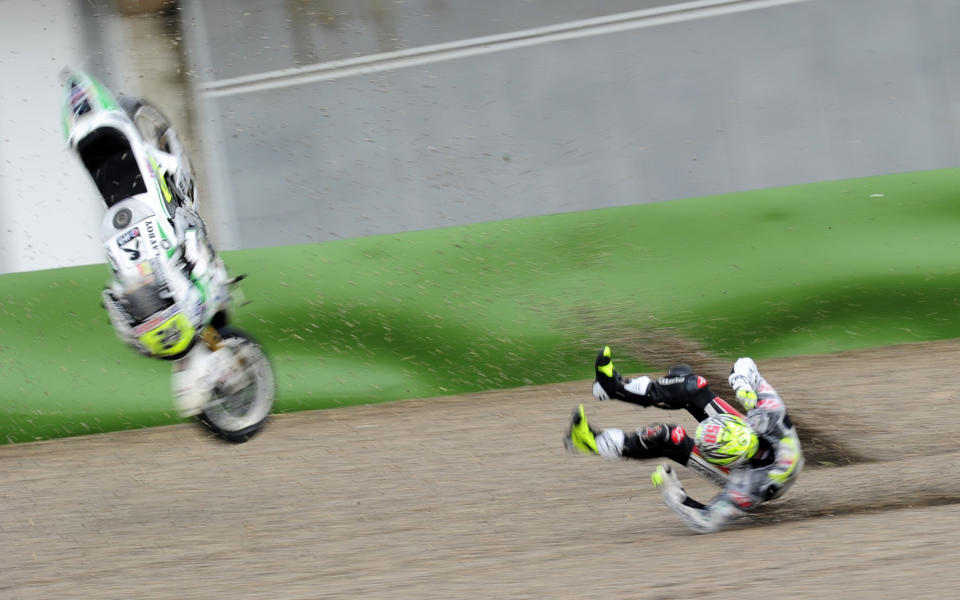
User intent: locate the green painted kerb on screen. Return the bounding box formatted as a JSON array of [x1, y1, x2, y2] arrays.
[[2, 168, 959, 444]]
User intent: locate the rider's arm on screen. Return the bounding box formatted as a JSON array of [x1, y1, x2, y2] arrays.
[[728, 356, 766, 410], [768, 434, 802, 486], [748, 405, 803, 493], [652, 464, 750, 533]]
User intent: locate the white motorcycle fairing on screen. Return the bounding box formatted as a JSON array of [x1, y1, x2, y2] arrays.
[[63, 69, 275, 442]]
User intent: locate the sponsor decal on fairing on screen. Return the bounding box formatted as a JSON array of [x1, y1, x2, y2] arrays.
[[137, 261, 153, 276], [148, 257, 167, 288], [121, 238, 141, 261], [69, 83, 90, 116], [116, 227, 140, 246], [144, 219, 162, 254]]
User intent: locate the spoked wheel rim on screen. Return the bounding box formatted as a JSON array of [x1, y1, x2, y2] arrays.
[[131, 102, 197, 209], [131, 102, 172, 151], [201, 337, 274, 435]]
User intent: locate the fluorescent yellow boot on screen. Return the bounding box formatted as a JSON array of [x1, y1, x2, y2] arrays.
[[565, 404, 599, 454]]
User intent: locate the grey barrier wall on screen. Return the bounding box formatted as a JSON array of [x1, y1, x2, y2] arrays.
[[0, 0, 194, 274], [2, 0, 959, 272], [181, 0, 960, 252]]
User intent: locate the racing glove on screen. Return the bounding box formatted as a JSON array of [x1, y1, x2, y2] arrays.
[[651, 463, 688, 505], [652, 463, 741, 534], [729, 357, 760, 411]]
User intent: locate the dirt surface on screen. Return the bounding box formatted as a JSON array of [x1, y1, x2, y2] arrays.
[[3, 340, 960, 599]]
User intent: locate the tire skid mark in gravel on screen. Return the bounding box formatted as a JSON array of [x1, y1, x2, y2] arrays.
[[605, 330, 872, 465]]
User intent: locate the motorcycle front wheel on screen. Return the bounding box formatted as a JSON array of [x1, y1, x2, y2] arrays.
[[197, 326, 275, 443], [118, 94, 197, 209]]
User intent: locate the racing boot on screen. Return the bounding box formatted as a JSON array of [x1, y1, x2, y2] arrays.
[[565, 404, 598, 454], [592, 346, 652, 404], [565, 404, 626, 459]]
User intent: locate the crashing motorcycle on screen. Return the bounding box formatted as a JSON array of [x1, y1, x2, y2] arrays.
[[61, 68, 275, 442]]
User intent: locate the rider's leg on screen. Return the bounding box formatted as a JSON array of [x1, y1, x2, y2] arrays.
[[621, 423, 693, 464], [622, 422, 730, 487], [570, 420, 692, 464], [649, 365, 744, 421], [566, 407, 731, 487], [565, 406, 689, 463], [595, 348, 742, 420]]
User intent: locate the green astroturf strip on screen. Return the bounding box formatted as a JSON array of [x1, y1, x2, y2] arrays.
[[2, 168, 959, 443]]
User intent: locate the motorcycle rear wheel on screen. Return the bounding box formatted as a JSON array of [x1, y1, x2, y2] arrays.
[[196, 326, 275, 443]]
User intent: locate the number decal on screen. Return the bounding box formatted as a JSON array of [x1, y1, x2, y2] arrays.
[[121, 238, 141, 261], [702, 424, 720, 444], [117, 227, 142, 261]]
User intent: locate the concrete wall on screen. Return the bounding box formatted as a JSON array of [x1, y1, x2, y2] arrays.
[[0, 0, 191, 274], [0, 0, 100, 274], [184, 0, 960, 252], [3, 0, 960, 273]]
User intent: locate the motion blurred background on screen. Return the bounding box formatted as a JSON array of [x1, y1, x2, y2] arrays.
[[3, 5, 960, 596], [2, 0, 959, 274]]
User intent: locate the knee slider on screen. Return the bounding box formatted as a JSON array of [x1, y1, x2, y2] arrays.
[[639, 424, 693, 464], [683, 374, 704, 394], [639, 423, 671, 447]]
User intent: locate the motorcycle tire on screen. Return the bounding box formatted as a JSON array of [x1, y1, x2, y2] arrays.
[[196, 326, 275, 443], [118, 95, 198, 209]]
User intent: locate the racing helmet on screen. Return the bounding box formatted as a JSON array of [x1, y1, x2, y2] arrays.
[[694, 414, 758, 467]]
